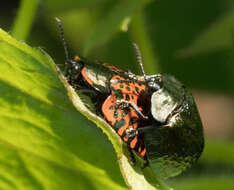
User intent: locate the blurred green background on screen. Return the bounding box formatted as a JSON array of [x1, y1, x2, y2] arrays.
[[1, 0, 234, 189]]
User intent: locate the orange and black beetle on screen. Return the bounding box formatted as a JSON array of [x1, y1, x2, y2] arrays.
[[56, 18, 204, 178]]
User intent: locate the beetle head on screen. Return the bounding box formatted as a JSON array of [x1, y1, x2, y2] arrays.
[[150, 75, 184, 123], [56, 17, 83, 80], [146, 74, 163, 92], [65, 60, 82, 79]]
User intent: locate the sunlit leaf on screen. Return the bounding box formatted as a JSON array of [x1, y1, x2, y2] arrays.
[[0, 28, 127, 190], [0, 28, 171, 190]]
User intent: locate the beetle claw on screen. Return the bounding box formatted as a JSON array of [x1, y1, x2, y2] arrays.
[[125, 128, 138, 138]]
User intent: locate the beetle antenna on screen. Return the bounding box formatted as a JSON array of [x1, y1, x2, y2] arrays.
[[133, 43, 146, 80], [55, 17, 69, 62]]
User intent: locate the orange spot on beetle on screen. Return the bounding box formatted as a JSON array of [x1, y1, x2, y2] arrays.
[[74, 56, 81, 62], [81, 68, 94, 85], [118, 125, 128, 136], [123, 136, 128, 142], [140, 148, 146, 157], [130, 136, 138, 148]]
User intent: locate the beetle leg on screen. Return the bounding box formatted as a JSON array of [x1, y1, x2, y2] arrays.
[[128, 101, 148, 120], [125, 128, 138, 138], [127, 146, 136, 166], [116, 99, 148, 120], [116, 99, 129, 109], [126, 125, 162, 138]]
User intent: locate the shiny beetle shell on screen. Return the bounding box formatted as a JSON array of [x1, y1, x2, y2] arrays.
[[144, 75, 204, 179]]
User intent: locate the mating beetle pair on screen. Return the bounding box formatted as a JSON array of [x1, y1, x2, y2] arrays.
[[56, 18, 204, 178]]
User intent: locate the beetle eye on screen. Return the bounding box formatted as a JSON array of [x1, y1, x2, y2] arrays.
[[147, 75, 163, 91], [69, 61, 77, 69], [147, 80, 160, 91]]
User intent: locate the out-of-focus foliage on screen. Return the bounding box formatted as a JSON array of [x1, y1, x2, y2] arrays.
[[0, 0, 234, 189]]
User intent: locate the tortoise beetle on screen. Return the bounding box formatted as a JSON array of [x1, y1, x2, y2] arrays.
[[56, 18, 204, 179], [131, 73, 204, 178]]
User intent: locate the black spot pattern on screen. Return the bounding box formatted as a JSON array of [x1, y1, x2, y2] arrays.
[[114, 109, 119, 118], [114, 89, 123, 99], [109, 105, 114, 110], [121, 111, 127, 117], [129, 117, 138, 125], [125, 94, 130, 101], [126, 86, 130, 91], [135, 86, 139, 93], [113, 119, 126, 132]]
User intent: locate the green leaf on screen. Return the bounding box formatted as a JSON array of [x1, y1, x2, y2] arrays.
[[83, 0, 146, 55], [0, 28, 126, 190], [177, 8, 234, 56], [0, 28, 171, 189]]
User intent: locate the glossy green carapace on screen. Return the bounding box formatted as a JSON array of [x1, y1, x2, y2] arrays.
[[145, 75, 204, 179]]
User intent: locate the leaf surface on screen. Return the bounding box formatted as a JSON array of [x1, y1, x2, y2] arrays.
[[0, 28, 170, 190]]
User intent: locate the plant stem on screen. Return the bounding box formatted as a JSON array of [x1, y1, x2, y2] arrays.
[[131, 10, 160, 74], [11, 0, 39, 41]]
